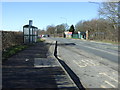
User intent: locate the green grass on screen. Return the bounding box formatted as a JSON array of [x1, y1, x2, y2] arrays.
[[37, 38, 45, 42], [87, 40, 119, 44], [70, 37, 119, 44], [2, 45, 28, 60]]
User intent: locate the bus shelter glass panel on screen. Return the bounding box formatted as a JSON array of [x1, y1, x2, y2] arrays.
[[23, 27, 30, 43], [30, 28, 32, 35], [24, 27, 29, 35], [24, 36, 29, 43], [30, 36, 33, 42]]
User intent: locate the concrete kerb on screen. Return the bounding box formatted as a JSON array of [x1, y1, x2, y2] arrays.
[[45, 39, 79, 89]]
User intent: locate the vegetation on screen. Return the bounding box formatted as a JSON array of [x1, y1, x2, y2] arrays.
[[37, 2, 119, 43], [37, 38, 45, 42], [69, 25, 75, 33], [2, 45, 28, 61]]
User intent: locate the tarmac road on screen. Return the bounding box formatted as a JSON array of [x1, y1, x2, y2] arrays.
[[47, 37, 119, 89], [49, 37, 118, 63]]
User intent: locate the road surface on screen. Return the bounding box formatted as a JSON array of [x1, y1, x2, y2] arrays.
[[47, 37, 119, 89], [50, 37, 118, 63]]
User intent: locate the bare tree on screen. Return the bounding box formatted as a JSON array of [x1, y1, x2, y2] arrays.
[[98, 2, 119, 30], [75, 20, 85, 32], [46, 25, 56, 35], [38, 29, 46, 35], [56, 24, 65, 34]]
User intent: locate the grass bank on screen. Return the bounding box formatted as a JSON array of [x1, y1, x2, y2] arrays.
[[2, 38, 46, 61], [2, 45, 28, 61], [71, 37, 119, 45]]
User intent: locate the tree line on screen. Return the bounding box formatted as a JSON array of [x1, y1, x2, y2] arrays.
[[38, 2, 119, 42]]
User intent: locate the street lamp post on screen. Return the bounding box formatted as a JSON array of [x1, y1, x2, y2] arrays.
[[60, 17, 68, 31], [89, 2, 101, 40], [55, 27, 57, 37], [60, 17, 68, 37], [89, 2, 100, 19]]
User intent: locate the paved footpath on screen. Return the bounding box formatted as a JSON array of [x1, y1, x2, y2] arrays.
[[2, 40, 78, 90]]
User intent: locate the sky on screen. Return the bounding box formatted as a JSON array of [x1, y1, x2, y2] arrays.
[[1, 2, 101, 31]]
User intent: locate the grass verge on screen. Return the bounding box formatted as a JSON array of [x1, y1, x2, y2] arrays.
[[87, 40, 119, 45], [37, 38, 45, 42], [2, 45, 28, 61], [71, 37, 119, 44]]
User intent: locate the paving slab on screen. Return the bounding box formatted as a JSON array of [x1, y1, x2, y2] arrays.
[[2, 41, 78, 90]]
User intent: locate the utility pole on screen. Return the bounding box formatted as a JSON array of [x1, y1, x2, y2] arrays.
[[60, 17, 68, 37], [89, 2, 100, 19], [89, 2, 101, 40], [60, 17, 68, 31], [55, 27, 57, 37]]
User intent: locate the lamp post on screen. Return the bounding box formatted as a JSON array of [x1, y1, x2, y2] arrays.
[[55, 27, 57, 37], [89, 2, 100, 19], [89, 2, 101, 40], [60, 17, 68, 31]]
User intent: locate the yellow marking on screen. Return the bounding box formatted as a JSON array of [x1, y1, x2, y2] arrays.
[[105, 81, 116, 88]]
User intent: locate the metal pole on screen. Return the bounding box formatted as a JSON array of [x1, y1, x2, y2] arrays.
[[89, 2, 100, 40], [88, 2, 100, 19], [60, 17, 67, 30]]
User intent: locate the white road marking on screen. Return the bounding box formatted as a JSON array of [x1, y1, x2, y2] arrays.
[[101, 85, 107, 88], [76, 43, 118, 56], [73, 59, 100, 68], [105, 81, 116, 88], [73, 60, 87, 67], [99, 73, 118, 83], [112, 72, 118, 75], [82, 59, 99, 66], [85, 59, 99, 66]]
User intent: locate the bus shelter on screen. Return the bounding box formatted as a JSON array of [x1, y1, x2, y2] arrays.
[[23, 25, 38, 43]]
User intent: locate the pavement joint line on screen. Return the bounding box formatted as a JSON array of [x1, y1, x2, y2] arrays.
[[104, 80, 116, 88]]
